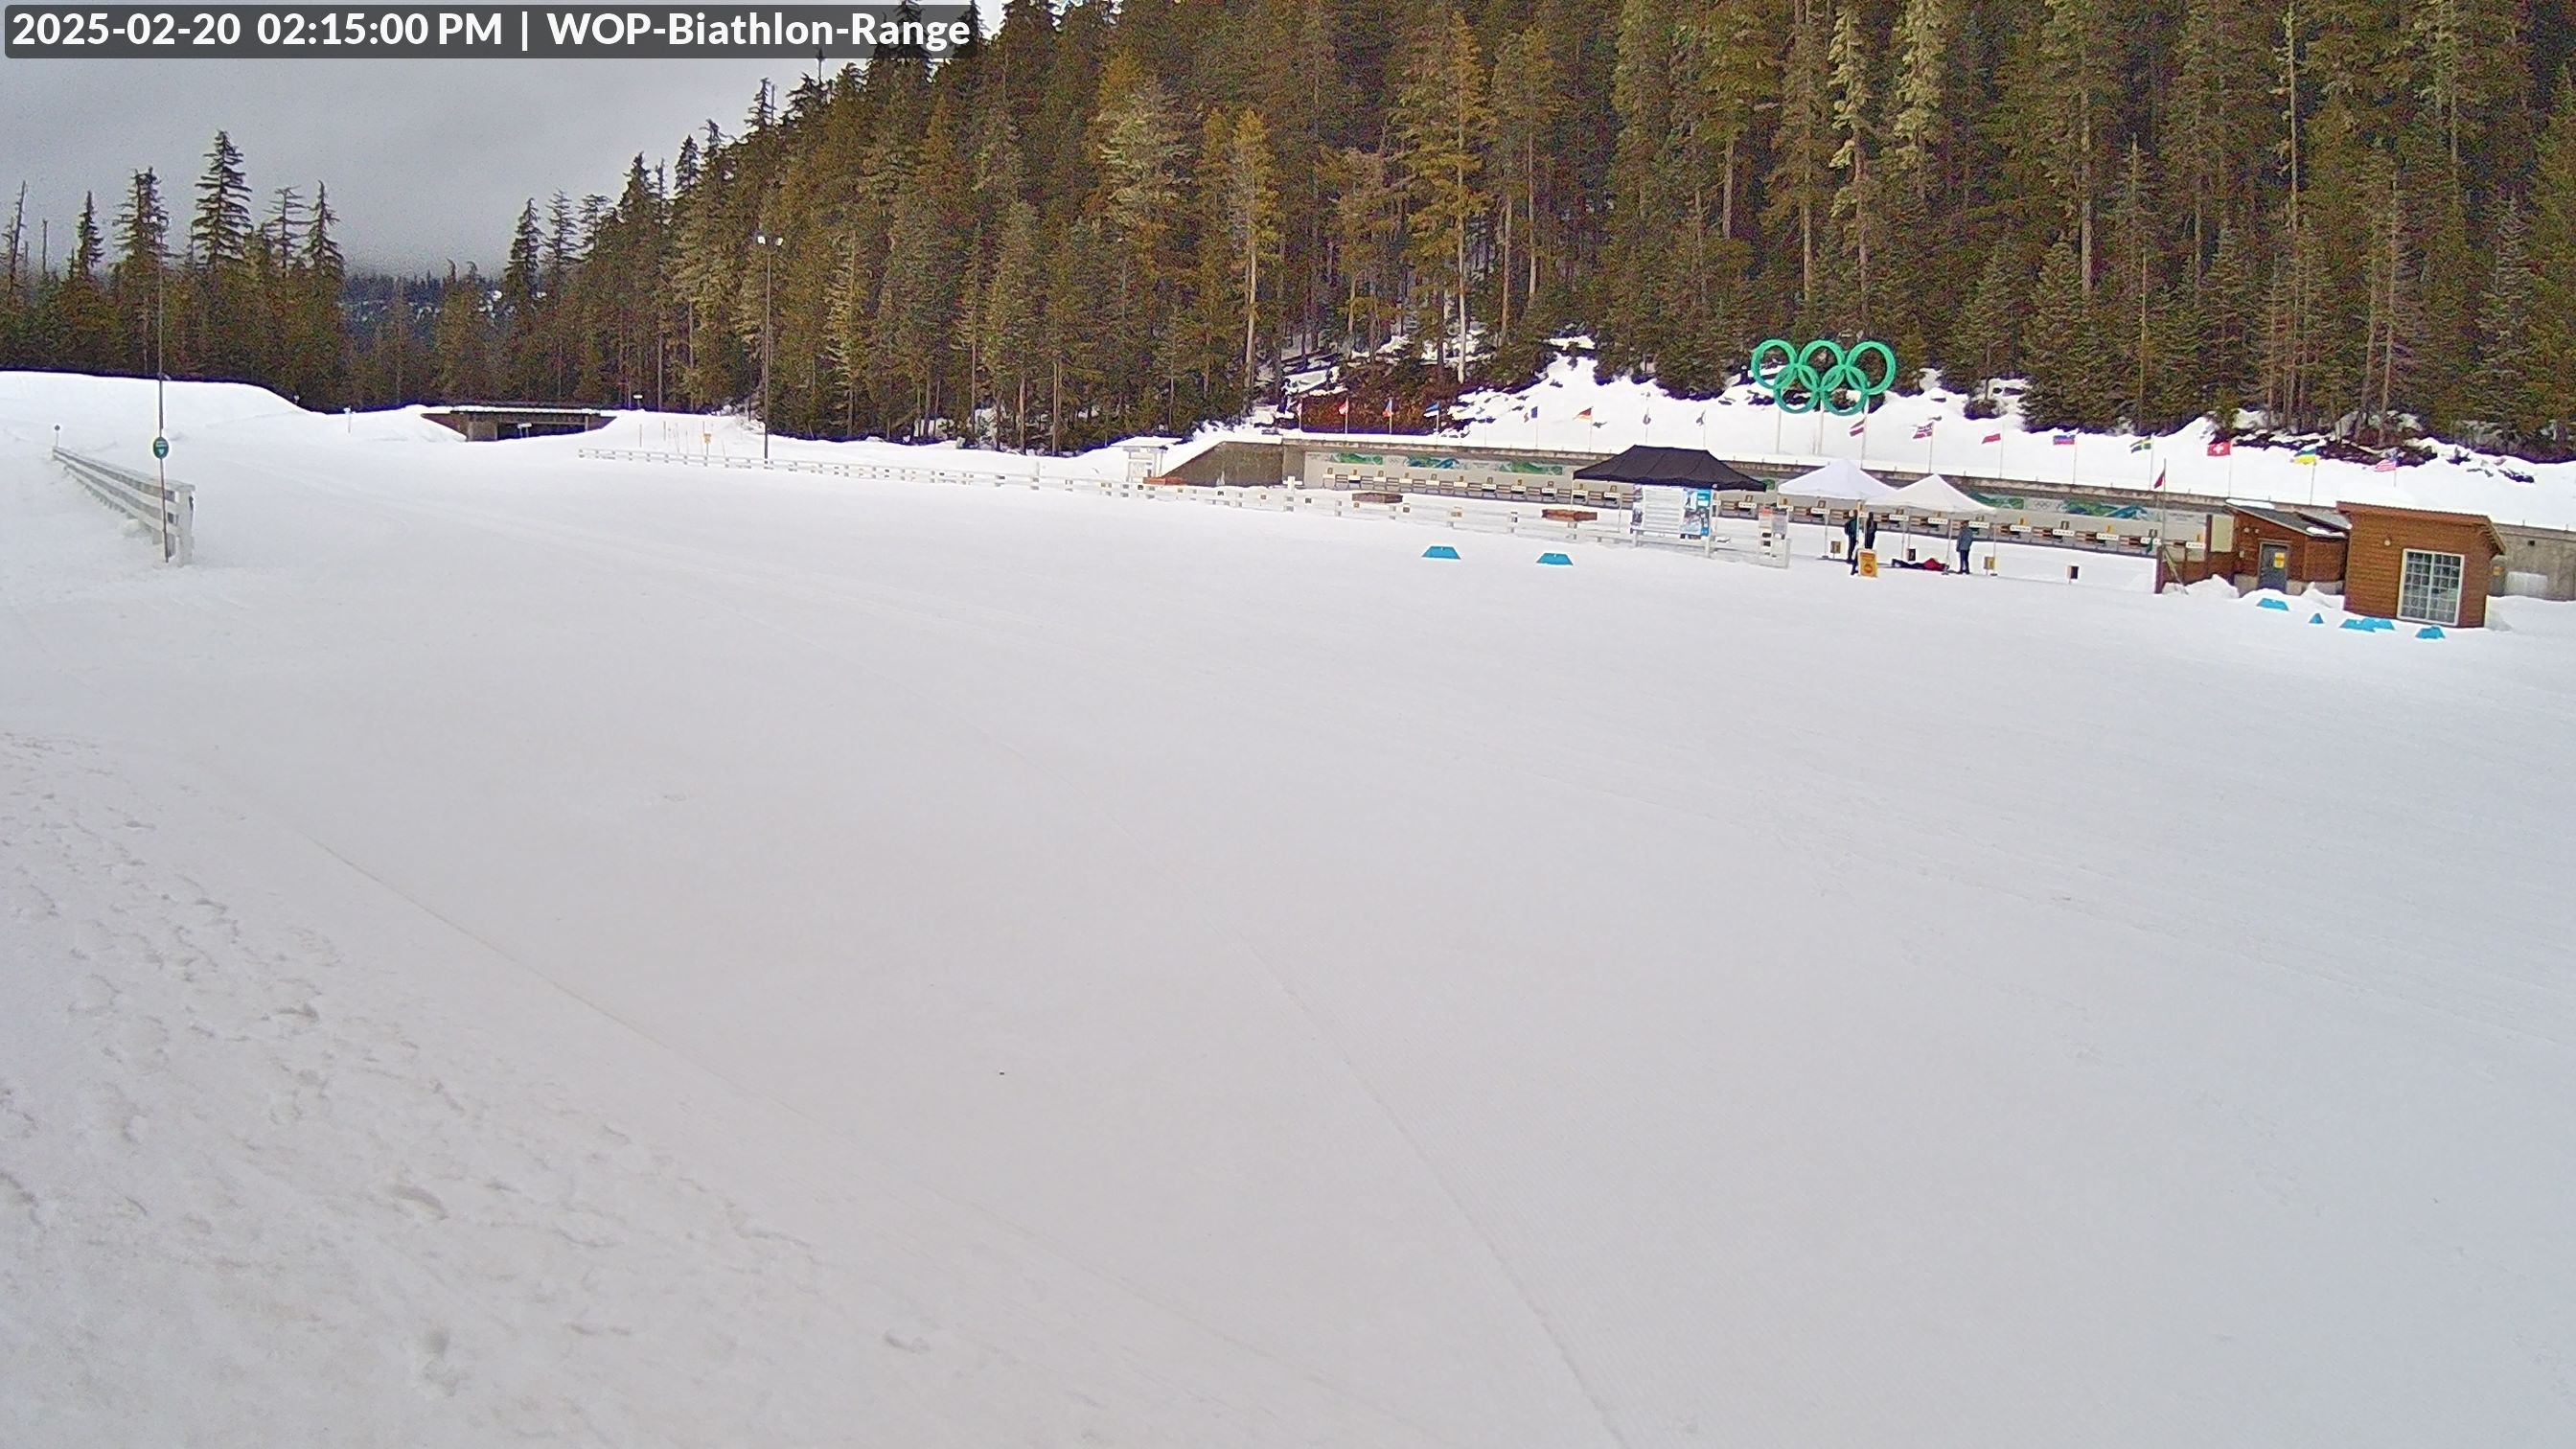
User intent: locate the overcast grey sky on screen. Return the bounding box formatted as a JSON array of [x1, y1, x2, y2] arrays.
[[0, 55, 808, 272]]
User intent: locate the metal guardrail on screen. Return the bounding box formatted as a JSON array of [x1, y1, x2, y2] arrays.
[[52, 446, 194, 564]]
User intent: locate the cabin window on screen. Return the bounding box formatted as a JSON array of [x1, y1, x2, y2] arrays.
[[2399, 549, 2464, 626]]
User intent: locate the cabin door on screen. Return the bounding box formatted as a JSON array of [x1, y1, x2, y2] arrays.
[[2257, 542, 2290, 592]]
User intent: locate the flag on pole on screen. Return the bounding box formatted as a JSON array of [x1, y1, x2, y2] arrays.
[[2152, 465, 2168, 490], [1383, 398, 1395, 420], [1849, 419, 1867, 436], [1913, 421, 1936, 440], [2374, 454, 2399, 472], [1337, 398, 1350, 417], [2128, 437, 2153, 453], [1576, 407, 1594, 421], [2293, 446, 2320, 466], [1424, 402, 1441, 417], [1642, 410, 1652, 426], [1982, 430, 2004, 445], [1696, 409, 1708, 426], [2052, 432, 2077, 447], [2205, 438, 2233, 456]]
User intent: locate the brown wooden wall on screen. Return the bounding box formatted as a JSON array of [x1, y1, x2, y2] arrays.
[[2342, 509, 2499, 628], [2227, 511, 2347, 585]]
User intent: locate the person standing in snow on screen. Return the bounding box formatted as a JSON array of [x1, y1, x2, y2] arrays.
[[1955, 517, 1974, 574], [1845, 510, 1863, 572], [1863, 510, 1881, 559]]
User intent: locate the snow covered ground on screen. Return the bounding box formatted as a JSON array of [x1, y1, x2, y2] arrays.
[[5, 373, 2574, 1447]]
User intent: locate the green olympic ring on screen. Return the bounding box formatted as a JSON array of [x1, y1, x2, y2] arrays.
[[1751, 336, 1898, 416]]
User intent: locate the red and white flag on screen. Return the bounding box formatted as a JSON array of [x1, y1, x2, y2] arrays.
[[1337, 398, 1351, 417], [1849, 419, 1867, 436], [2206, 438, 2233, 457], [1383, 398, 1395, 419], [1913, 421, 1936, 440], [1981, 430, 2003, 445], [1576, 407, 1595, 422], [2152, 465, 2168, 491], [2374, 455, 2399, 472]]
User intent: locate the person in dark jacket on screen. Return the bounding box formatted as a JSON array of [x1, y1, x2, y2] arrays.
[[1863, 510, 1881, 556], [1955, 517, 1975, 574], [1845, 510, 1862, 572]]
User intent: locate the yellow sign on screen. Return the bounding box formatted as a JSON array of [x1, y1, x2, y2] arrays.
[[1857, 550, 1879, 578]]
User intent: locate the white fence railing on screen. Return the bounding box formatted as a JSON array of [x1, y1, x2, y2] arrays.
[[576, 447, 1039, 489], [53, 446, 194, 564], [573, 446, 1668, 544]]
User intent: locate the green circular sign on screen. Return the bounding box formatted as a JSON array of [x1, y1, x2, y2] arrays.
[[1752, 337, 1898, 416], [151, 436, 169, 459]]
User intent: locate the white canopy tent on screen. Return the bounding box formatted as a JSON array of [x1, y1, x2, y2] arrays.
[[1880, 472, 1996, 568], [1779, 457, 1902, 504], [1884, 474, 1994, 515]]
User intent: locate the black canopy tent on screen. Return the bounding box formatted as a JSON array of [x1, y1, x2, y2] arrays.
[[1572, 446, 1766, 490]]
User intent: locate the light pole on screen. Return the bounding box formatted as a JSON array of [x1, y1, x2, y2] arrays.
[[154, 263, 171, 563], [753, 231, 782, 463]]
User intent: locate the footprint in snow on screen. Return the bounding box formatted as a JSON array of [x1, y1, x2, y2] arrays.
[[386, 1183, 448, 1221], [414, 1326, 463, 1396], [67, 974, 120, 1017], [80, 1085, 145, 1146]]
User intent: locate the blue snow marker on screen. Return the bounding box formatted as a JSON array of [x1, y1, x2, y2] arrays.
[[2339, 617, 2375, 632], [1422, 544, 1460, 560], [2310, 613, 2326, 625], [2416, 625, 2446, 639], [2365, 617, 2397, 631], [1536, 552, 1573, 566], [2256, 597, 2290, 610]]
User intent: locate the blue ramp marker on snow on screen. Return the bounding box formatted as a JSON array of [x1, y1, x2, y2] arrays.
[[2339, 617, 2376, 632], [2256, 597, 2290, 610], [2310, 613, 2326, 625], [2364, 617, 2397, 631], [2416, 625, 2446, 639], [1422, 544, 1460, 560], [1536, 552, 1573, 566]]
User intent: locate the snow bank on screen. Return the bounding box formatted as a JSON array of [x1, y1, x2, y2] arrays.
[[0, 371, 305, 458]]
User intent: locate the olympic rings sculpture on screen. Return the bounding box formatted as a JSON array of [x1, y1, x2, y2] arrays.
[[1750, 336, 1898, 416]]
